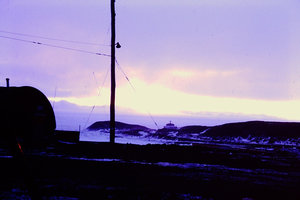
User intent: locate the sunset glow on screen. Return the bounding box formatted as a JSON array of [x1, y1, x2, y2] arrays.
[[2, 0, 300, 126], [50, 77, 300, 122]]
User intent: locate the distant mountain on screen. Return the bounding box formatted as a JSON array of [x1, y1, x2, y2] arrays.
[[178, 126, 210, 135], [87, 121, 153, 137], [82, 120, 300, 146], [86, 120, 300, 139], [53, 100, 103, 113], [88, 121, 151, 131], [157, 121, 300, 140], [202, 121, 300, 138]]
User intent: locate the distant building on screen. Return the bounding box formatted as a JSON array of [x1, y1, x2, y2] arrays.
[[163, 121, 178, 130]]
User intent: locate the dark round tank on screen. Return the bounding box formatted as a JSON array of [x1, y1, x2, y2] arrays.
[[0, 86, 56, 147]]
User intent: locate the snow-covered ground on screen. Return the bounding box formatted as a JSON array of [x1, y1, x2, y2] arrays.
[[80, 129, 300, 147], [54, 111, 300, 147], [80, 129, 174, 145]]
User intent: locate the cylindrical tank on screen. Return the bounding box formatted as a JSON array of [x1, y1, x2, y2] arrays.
[[0, 86, 56, 146]]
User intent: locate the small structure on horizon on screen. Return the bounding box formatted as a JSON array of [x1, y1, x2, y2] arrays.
[[163, 121, 178, 130]]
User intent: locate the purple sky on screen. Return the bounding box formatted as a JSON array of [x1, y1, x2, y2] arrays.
[[1, 0, 300, 128]]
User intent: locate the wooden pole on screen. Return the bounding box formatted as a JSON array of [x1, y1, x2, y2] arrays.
[[6, 78, 9, 87], [110, 0, 116, 143]]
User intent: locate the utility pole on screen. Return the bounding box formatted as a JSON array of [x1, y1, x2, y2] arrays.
[[6, 78, 9, 87], [110, 0, 116, 143]]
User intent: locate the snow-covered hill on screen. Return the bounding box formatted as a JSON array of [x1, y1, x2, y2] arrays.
[[80, 120, 300, 146]]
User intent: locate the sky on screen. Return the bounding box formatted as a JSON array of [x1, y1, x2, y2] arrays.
[[1, 0, 300, 128]]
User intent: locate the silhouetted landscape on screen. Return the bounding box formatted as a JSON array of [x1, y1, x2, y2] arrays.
[[1, 131, 299, 199], [2, 0, 300, 199], [83, 120, 300, 146], [0, 85, 300, 199]]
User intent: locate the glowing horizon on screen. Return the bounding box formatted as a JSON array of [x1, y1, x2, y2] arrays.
[[50, 77, 300, 123]]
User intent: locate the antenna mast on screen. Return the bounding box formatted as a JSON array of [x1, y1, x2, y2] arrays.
[[110, 0, 116, 143]]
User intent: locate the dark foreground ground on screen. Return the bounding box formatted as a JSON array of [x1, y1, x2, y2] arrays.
[[0, 141, 299, 200]]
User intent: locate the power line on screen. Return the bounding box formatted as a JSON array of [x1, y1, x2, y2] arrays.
[[115, 59, 160, 129], [0, 35, 110, 57], [84, 68, 110, 130], [115, 59, 136, 92], [84, 105, 96, 131], [94, 69, 110, 97], [0, 30, 110, 46]]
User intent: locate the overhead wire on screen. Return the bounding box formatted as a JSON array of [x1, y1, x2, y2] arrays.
[[0, 33, 112, 129], [115, 59, 160, 129], [0, 35, 111, 57], [0, 31, 159, 129], [0, 30, 110, 46], [115, 59, 136, 92], [83, 68, 110, 130]]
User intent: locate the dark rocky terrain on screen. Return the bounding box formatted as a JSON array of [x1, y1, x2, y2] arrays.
[[87, 121, 153, 136], [87, 120, 300, 138], [84, 120, 300, 146], [1, 120, 300, 199], [88, 121, 151, 131], [178, 125, 209, 135], [0, 141, 299, 199], [203, 121, 300, 138]]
